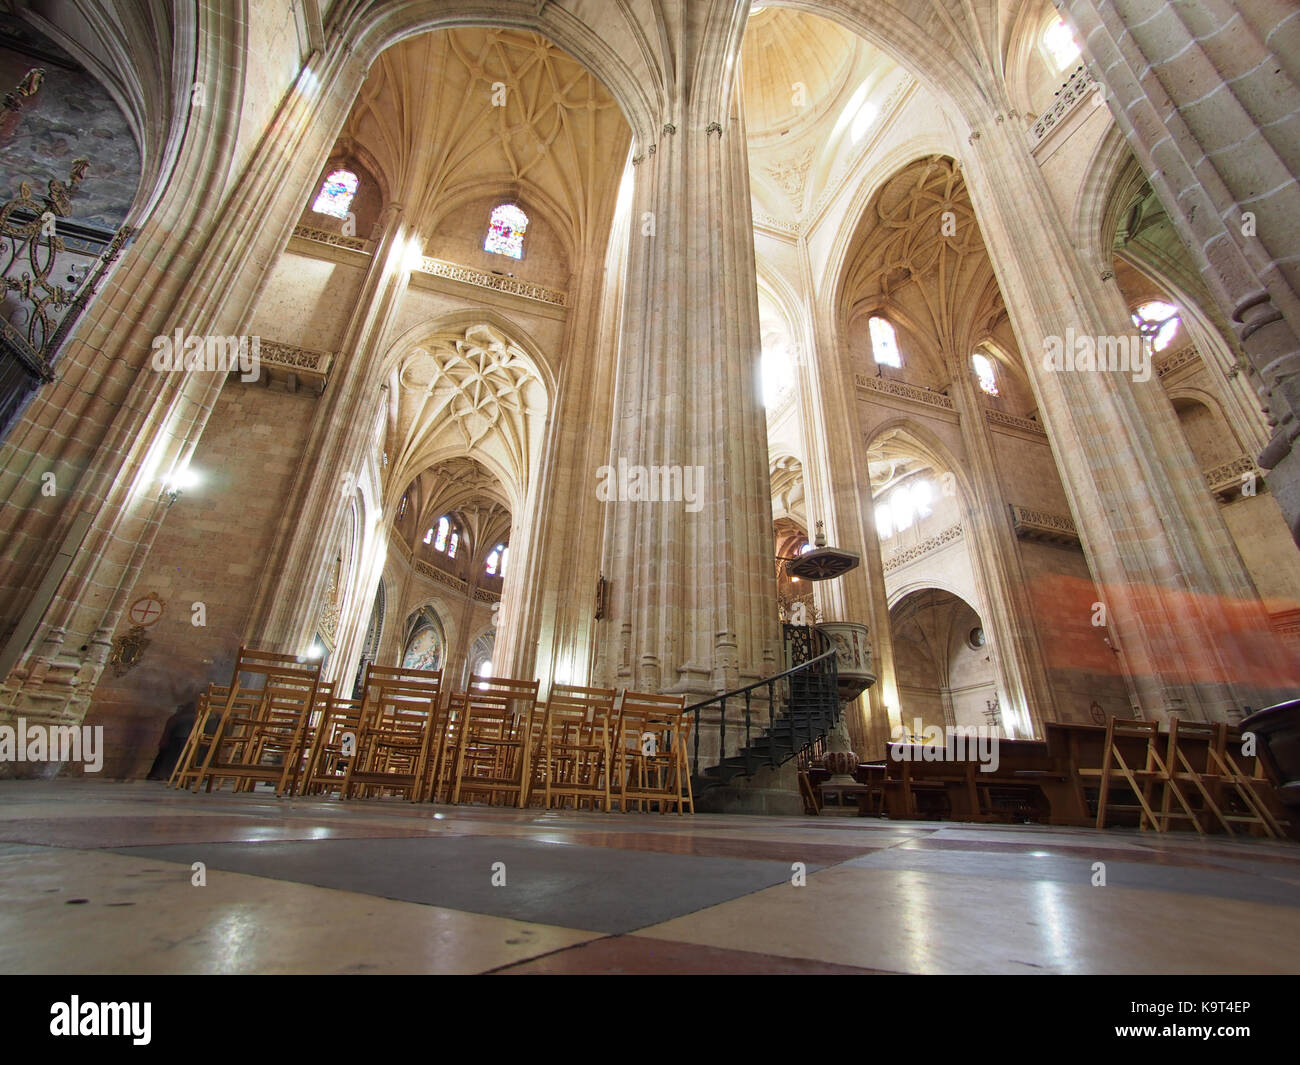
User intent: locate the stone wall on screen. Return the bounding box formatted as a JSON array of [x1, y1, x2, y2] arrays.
[[82, 383, 317, 779]]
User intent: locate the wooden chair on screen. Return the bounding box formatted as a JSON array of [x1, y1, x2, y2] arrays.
[[1204, 724, 1285, 838], [540, 683, 617, 811], [247, 681, 334, 795], [1078, 717, 1169, 831], [169, 683, 231, 790], [341, 664, 443, 802], [302, 691, 365, 797], [191, 648, 322, 797], [449, 677, 540, 808], [611, 690, 693, 815]]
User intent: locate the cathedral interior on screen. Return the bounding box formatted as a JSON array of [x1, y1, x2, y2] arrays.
[[0, 0, 1298, 984]]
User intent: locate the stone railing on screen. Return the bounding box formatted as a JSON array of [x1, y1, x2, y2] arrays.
[[291, 223, 371, 253], [260, 340, 332, 375], [412, 557, 501, 604], [1009, 505, 1080, 546], [417, 256, 567, 307], [986, 408, 1048, 436], [254, 339, 334, 393], [1029, 65, 1097, 146], [1155, 343, 1200, 378], [856, 374, 955, 411], [413, 559, 468, 594], [883, 522, 963, 572], [1204, 455, 1259, 498]]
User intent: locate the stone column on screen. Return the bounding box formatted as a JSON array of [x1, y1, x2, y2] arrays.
[[1059, 0, 1300, 542], [598, 105, 780, 708], [947, 358, 1056, 737], [959, 111, 1297, 722]]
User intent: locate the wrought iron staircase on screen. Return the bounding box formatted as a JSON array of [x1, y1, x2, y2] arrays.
[[687, 625, 841, 797]]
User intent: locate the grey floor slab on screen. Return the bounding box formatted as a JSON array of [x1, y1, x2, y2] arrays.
[[110, 836, 813, 934]]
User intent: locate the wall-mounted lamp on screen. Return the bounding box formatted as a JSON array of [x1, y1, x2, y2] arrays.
[[162, 466, 199, 507]]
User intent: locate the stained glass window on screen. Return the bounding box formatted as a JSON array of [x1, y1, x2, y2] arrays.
[[972, 352, 999, 395], [312, 169, 358, 219], [433, 516, 450, 552], [398, 495, 408, 520], [423, 526, 434, 545], [448, 531, 459, 559], [485, 544, 508, 576], [484, 203, 529, 259], [1044, 18, 1080, 71], [1132, 300, 1180, 352], [869, 316, 902, 368]]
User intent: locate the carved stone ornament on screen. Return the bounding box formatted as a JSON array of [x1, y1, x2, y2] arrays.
[[109, 626, 151, 678]]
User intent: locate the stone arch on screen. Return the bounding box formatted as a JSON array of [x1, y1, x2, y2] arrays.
[[864, 416, 1037, 736], [887, 585, 1000, 734]]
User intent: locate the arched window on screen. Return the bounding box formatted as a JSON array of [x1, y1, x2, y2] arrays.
[[876, 479, 932, 541], [868, 316, 902, 368], [875, 505, 892, 540], [423, 526, 434, 545], [398, 495, 408, 520], [433, 516, 450, 552], [485, 543, 508, 576], [972, 352, 999, 396], [1043, 18, 1081, 71], [484, 203, 529, 259], [1132, 300, 1181, 352], [447, 531, 459, 559], [312, 169, 358, 219]]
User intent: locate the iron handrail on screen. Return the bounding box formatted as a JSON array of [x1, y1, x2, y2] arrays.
[[685, 643, 839, 782], [680, 646, 837, 714]]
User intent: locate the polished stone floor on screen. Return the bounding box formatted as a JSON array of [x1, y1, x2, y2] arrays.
[[1, 780, 1297, 974]]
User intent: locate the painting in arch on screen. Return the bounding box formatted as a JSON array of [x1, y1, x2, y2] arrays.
[[401, 610, 446, 672]]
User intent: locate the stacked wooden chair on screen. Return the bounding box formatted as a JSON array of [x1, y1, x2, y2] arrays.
[[1161, 719, 1285, 838], [301, 690, 366, 797], [538, 683, 618, 811], [1079, 718, 1171, 831], [340, 664, 443, 802], [168, 650, 702, 818], [168, 683, 231, 791], [447, 677, 540, 808], [187, 647, 323, 797], [1079, 715, 1286, 837], [610, 690, 693, 814]]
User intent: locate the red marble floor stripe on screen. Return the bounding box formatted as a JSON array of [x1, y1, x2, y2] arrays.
[[492, 935, 900, 975]]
